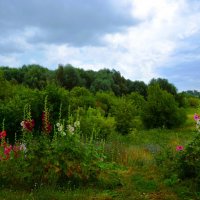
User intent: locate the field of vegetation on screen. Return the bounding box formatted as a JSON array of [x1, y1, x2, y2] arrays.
[[0, 65, 200, 200]]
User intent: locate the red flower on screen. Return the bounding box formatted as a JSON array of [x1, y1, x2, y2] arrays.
[[21, 120, 35, 132], [0, 130, 6, 139]]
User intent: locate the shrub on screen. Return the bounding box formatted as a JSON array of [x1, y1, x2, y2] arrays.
[[142, 84, 187, 129], [111, 97, 137, 134], [80, 107, 116, 140], [171, 113, 200, 190]]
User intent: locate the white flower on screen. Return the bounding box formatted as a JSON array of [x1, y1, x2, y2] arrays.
[[20, 121, 25, 127], [58, 125, 64, 132], [20, 143, 27, 152], [67, 125, 75, 134], [74, 121, 80, 128]]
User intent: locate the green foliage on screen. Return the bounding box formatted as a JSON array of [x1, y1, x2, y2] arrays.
[[142, 84, 186, 129], [95, 91, 116, 116], [61, 65, 82, 90], [22, 65, 51, 89], [187, 97, 200, 108], [126, 80, 147, 97], [90, 69, 114, 93], [0, 71, 13, 100], [177, 133, 200, 188], [0, 85, 44, 142], [111, 97, 137, 134], [127, 92, 146, 115], [149, 78, 177, 96], [44, 83, 69, 120], [69, 87, 95, 111], [80, 107, 116, 140]]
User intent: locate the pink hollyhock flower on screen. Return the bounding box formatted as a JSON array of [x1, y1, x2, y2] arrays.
[[176, 145, 184, 151], [0, 130, 6, 139], [194, 113, 200, 121], [4, 145, 12, 155]]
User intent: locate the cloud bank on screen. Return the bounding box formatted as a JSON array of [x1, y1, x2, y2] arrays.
[[1, 0, 200, 91]]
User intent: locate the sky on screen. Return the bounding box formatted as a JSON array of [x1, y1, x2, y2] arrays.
[[0, 0, 200, 92]]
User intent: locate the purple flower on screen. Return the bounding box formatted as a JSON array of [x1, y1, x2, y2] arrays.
[[194, 113, 200, 121]]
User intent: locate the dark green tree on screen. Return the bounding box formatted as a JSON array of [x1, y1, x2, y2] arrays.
[[142, 84, 186, 129], [62, 65, 81, 90], [149, 78, 177, 96]]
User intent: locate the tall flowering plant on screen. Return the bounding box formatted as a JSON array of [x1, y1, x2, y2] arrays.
[[42, 96, 52, 134], [0, 119, 23, 160], [21, 104, 35, 134]]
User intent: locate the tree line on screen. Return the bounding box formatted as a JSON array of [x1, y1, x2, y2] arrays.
[[0, 64, 199, 142]]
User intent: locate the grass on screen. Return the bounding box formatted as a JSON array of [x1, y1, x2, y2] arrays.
[[0, 107, 199, 199]]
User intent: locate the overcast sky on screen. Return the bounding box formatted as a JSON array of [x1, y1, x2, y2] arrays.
[[0, 0, 200, 91]]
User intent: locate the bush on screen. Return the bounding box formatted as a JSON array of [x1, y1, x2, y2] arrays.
[[80, 107, 116, 140], [111, 97, 137, 134], [0, 134, 105, 189], [142, 84, 187, 129], [177, 133, 200, 188]]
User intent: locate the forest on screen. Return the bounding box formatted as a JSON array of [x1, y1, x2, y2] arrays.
[[0, 64, 200, 199]]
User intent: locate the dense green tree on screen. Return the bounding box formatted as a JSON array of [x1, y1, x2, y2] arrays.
[[111, 70, 128, 95], [111, 97, 137, 134], [95, 91, 116, 116], [56, 65, 65, 87], [62, 65, 81, 90], [69, 86, 95, 111], [127, 92, 146, 115], [90, 69, 114, 93], [149, 78, 177, 96], [126, 80, 147, 97], [142, 84, 186, 129], [77, 68, 96, 88], [0, 71, 13, 100], [0, 67, 24, 84], [22, 64, 51, 89]]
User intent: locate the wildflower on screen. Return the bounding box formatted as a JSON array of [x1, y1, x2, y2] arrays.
[[0, 130, 6, 139], [20, 143, 27, 152], [20, 121, 25, 127], [4, 145, 12, 155], [176, 145, 184, 151], [194, 113, 200, 121], [67, 125, 75, 134], [56, 123, 64, 132]]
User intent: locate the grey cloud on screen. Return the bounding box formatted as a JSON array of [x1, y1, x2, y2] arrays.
[[0, 0, 136, 47]]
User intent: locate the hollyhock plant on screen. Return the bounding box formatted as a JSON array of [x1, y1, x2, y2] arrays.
[[42, 111, 52, 134]]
